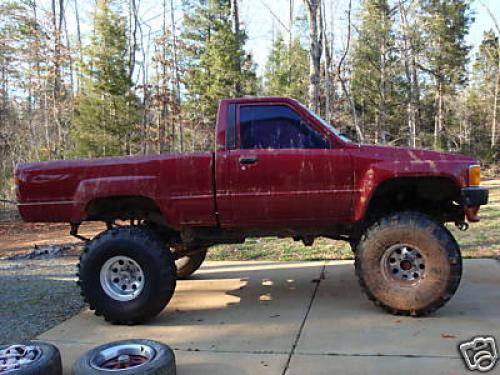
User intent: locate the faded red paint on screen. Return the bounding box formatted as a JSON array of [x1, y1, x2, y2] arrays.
[[16, 97, 482, 230]]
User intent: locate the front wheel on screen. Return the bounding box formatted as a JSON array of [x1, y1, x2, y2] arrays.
[[77, 226, 177, 324], [355, 212, 462, 316]]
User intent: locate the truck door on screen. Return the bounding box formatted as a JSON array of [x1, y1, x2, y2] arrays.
[[223, 102, 353, 227]]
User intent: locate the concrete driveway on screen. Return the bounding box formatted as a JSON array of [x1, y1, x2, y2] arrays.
[[39, 259, 500, 374]]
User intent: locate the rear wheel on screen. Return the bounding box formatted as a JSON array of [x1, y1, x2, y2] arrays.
[[77, 226, 177, 324], [355, 212, 462, 316], [175, 249, 207, 279]]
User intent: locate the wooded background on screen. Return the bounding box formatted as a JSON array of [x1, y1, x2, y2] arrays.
[[0, 0, 498, 200]]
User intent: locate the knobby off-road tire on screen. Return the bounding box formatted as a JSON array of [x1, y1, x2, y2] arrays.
[[355, 212, 462, 316], [73, 339, 176, 375], [175, 249, 207, 279], [77, 226, 177, 324], [0, 341, 62, 375]]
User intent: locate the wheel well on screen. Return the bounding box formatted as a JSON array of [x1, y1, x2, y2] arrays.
[[364, 177, 463, 224], [84, 196, 164, 223]]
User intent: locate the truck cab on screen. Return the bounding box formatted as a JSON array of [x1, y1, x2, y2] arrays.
[[214, 97, 354, 229]]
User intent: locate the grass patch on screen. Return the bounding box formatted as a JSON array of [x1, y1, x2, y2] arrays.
[[208, 181, 500, 261]]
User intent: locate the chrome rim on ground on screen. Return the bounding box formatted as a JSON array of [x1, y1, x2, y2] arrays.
[[0, 345, 42, 372], [90, 344, 155, 371], [100, 256, 145, 302], [382, 244, 426, 281]]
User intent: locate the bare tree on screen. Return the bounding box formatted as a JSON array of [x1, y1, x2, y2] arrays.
[[397, 0, 420, 148], [478, 0, 499, 149], [336, 0, 364, 142]]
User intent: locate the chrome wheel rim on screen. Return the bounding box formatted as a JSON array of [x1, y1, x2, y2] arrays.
[[0, 345, 42, 372], [100, 256, 145, 301], [90, 343, 155, 371], [382, 244, 425, 281]]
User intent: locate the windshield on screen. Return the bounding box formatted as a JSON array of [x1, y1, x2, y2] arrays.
[[299, 102, 353, 143]]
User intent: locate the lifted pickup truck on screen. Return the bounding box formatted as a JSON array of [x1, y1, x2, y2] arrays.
[[16, 97, 488, 324]]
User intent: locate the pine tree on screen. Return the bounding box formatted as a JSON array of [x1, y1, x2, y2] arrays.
[[351, 0, 402, 144], [182, 0, 257, 149], [419, 0, 472, 149], [264, 34, 309, 103], [72, 0, 140, 157]]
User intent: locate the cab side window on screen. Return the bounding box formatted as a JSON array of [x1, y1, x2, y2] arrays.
[[239, 105, 330, 149]]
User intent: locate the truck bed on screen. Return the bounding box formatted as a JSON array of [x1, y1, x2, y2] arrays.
[[16, 152, 217, 227]]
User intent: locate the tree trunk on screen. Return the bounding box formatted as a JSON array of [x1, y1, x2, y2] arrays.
[[398, 0, 416, 148], [159, 0, 168, 154], [74, 0, 83, 93], [378, 12, 387, 144], [434, 80, 444, 149], [128, 0, 138, 82], [63, 9, 74, 101], [304, 0, 322, 114], [51, 0, 64, 156], [231, 0, 242, 95], [288, 0, 294, 86], [138, 22, 149, 155], [321, 1, 332, 122], [492, 56, 499, 149], [170, 0, 183, 152]]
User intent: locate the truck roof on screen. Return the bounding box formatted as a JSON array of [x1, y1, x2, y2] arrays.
[[220, 96, 300, 105]]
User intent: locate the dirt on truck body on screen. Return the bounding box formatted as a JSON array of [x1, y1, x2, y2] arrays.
[[15, 96, 489, 324]]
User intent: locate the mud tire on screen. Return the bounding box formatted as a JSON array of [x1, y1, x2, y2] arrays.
[[77, 226, 176, 325], [355, 212, 462, 316]]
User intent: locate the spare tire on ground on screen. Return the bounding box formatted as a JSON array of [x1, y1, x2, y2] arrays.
[[72, 339, 176, 375], [0, 341, 62, 375]]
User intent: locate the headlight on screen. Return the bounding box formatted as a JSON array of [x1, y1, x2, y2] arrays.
[[468, 165, 481, 186]]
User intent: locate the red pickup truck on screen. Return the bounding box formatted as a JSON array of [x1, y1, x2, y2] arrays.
[[15, 97, 488, 324]]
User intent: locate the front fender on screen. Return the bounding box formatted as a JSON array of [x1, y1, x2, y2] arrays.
[[352, 160, 466, 222]]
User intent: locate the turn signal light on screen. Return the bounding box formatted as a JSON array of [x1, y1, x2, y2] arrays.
[[468, 165, 481, 186]]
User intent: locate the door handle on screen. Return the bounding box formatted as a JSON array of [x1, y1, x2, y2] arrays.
[[239, 156, 258, 164]]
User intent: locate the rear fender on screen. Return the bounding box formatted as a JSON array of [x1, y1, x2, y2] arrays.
[[71, 176, 159, 222]]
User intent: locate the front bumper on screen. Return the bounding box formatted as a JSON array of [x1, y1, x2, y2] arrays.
[[461, 187, 489, 222], [462, 187, 489, 206]]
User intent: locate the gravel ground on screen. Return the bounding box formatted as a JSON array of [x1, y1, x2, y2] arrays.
[[0, 256, 84, 345]]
